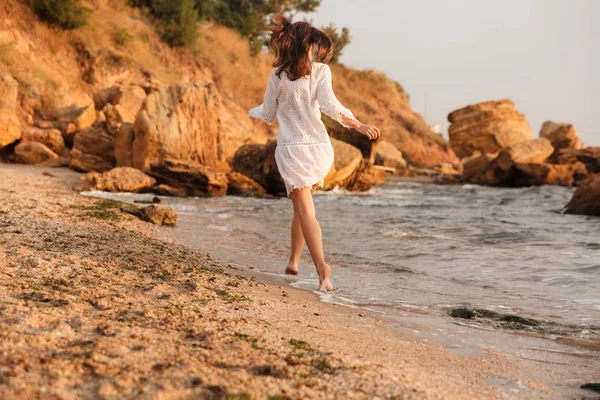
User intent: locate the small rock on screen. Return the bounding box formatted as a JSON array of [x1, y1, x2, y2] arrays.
[[121, 204, 178, 226], [13, 142, 59, 164], [450, 307, 475, 319], [581, 383, 600, 394]]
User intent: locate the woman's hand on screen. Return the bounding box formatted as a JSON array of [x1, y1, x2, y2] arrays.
[[358, 123, 381, 140], [340, 115, 381, 140]]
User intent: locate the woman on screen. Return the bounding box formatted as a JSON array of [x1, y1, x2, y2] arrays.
[[249, 15, 380, 292]]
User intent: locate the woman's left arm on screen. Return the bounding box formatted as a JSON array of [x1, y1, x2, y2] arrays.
[[249, 72, 278, 123]]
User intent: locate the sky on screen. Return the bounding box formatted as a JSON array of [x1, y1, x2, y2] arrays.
[[301, 0, 599, 146]]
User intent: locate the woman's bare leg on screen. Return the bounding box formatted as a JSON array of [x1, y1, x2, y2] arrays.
[[290, 187, 333, 291], [285, 215, 304, 275]]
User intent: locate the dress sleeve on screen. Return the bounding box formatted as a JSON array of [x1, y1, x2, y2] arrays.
[[316, 64, 357, 128], [248, 72, 278, 124]]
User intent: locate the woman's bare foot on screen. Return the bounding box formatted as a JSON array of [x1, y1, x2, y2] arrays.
[[285, 262, 299, 275], [317, 263, 334, 292]]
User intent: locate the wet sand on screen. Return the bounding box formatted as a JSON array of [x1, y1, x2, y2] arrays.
[[0, 164, 565, 399]]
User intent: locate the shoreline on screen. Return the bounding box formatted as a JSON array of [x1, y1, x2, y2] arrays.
[[0, 163, 593, 399]]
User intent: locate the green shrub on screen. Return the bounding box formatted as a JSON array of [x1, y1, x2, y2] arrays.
[[321, 24, 351, 63], [31, 0, 90, 30]]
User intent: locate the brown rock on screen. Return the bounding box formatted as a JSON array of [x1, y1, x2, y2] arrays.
[[329, 127, 378, 162], [565, 174, 600, 216], [539, 121, 585, 154], [121, 204, 178, 226], [69, 126, 115, 172], [73, 167, 156, 192], [448, 99, 533, 158], [13, 142, 59, 165], [115, 124, 135, 167], [103, 85, 147, 136], [219, 98, 272, 163], [477, 138, 554, 185], [514, 162, 587, 187], [152, 184, 187, 197], [374, 140, 407, 173], [21, 128, 65, 154], [227, 171, 267, 198], [462, 152, 496, 181], [148, 159, 228, 197], [132, 82, 220, 171], [0, 74, 21, 149], [324, 138, 363, 190], [37, 157, 70, 168], [555, 147, 600, 174], [341, 159, 387, 192], [231, 143, 268, 184], [261, 140, 286, 195]]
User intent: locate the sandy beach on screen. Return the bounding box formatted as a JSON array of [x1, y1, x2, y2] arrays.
[[0, 163, 556, 399]]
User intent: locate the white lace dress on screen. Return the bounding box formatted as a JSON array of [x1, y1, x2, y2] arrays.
[[249, 62, 356, 197]]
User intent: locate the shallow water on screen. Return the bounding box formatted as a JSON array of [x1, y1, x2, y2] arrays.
[[118, 180, 599, 327]]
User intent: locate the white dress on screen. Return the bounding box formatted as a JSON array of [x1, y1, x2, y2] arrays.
[[248, 62, 356, 197]]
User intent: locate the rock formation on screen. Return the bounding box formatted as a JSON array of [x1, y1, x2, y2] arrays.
[[323, 138, 363, 189], [476, 138, 554, 185], [132, 83, 220, 172], [121, 204, 179, 226], [69, 126, 116, 172], [20, 128, 65, 155], [148, 159, 228, 197], [539, 121, 584, 155], [226, 171, 268, 198], [565, 174, 600, 216], [13, 142, 59, 165], [374, 140, 407, 173], [0, 74, 21, 149], [73, 167, 156, 193], [513, 162, 587, 187], [448, 99, 533, 158]]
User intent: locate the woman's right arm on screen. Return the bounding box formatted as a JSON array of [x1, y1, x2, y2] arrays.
[[317, 65, 380, 140]]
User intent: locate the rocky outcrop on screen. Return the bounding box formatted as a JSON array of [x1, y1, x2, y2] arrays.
[[132, 82, 220, 171], [448, 99, 533, 158], [121, 204, 178, 226], [152, 184, 187, 197], [476, 138, 554, 185], [57, 95, 98, 147], [20, 128, 65, 154], [324, 138, 363, 189], [103, 85, 147, 134], [341, 159, 387, 192], [69, 126, 116, 172], [261, 140, 286, 195], [514, 162, 587, 187], [539, 121, 584, 154], [555, 147, 600, 175], [565, 174, 600, 216], [374, 140, 407, 173], [0, 74, 21, 149], [13, 142, 59, 165], [219, 98, 273, 163], [73, 167, 156, 192], [461, 152, 496, 181], [226, 171, 267, 198], [231, 144, 268, 184], [148, 159, 228, 197]]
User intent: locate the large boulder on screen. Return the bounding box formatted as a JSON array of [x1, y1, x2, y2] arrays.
[[514, 162, 587, 187], [448, 99, 533, 158], [565, 174, 600, 216], [20, 128, 65, 154], [0, 74, 21, 149], [219, 98, 273, 163], [324, 138, 363, 189], [231, 143, 267, 184], [69, 126, 116, 172], [374, 140, 407, 173], [148, 159, 228, 197], [476, 138, 554, 185], [539, 121, 584, 154], [73, 167, 156, 193], [461, 152, 496, 181], [132, 82, 220, 171], [341, 159, 387, 192], [13, 142, 59, 165], [261, 140, 286, 195], [555, 147, 600, 175], [226, 171, 267, 198]]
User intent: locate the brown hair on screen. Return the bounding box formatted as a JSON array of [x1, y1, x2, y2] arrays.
[[267, 14, 333, 81]]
